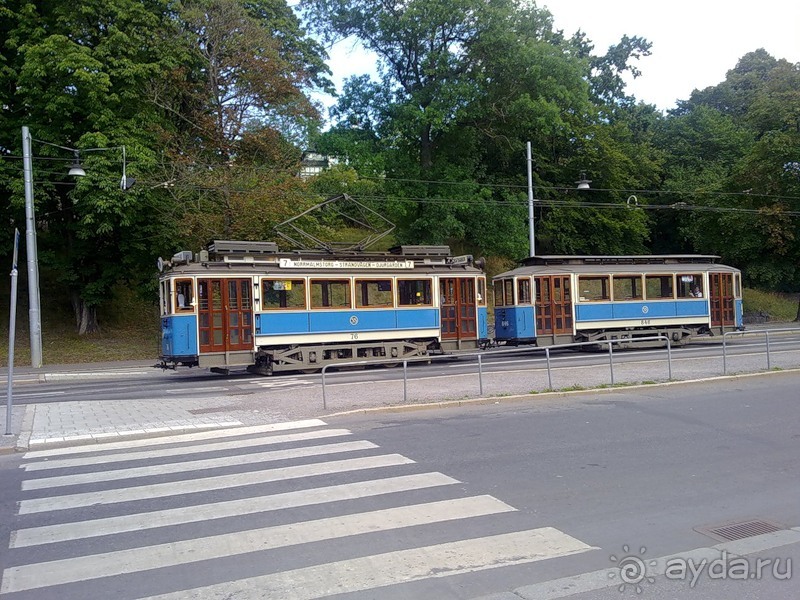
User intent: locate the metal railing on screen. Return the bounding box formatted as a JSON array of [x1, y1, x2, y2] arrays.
[[722, 327, 800, 374], [320, 335, 673, 410]]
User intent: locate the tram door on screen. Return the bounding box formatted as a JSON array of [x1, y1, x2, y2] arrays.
[[709, 272, 735, 327], [197, 278, 254, 353], [535, 275, 573, 335], [440, 278, 477, 341]]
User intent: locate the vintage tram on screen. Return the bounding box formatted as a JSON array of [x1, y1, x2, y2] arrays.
[[493, 255, 743, 347], [158, 240, 489, 374]]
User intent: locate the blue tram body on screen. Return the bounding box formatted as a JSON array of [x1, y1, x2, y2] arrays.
[[494, 255, 743, 347], [158, 241, 488, 374]]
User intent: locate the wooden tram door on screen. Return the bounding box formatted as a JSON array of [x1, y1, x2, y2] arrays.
[[440, 278, 477, 341], [197, 278, 254, 353], [535, 275, 573, 335], [709, 272, 735, 327]]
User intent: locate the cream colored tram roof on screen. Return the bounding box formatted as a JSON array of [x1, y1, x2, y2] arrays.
[[164, 260, 483, 278], [495, 255, 740, 279]]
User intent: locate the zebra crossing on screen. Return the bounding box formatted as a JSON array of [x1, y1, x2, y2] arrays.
[[2, 419, 596, 599]]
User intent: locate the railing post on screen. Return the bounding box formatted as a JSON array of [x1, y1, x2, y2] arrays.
[[478, 353, 484, 396], [545, 347, 552, 390], [403, 360, 408, 403], [666, 336, 672, 380], [722, 333, 728, 375], [322, 366, 328, 410], [608, 340, 615, 385], [765, 331, 771, 370]]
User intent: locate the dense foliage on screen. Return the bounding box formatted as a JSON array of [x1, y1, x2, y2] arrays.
[[1, 0, 799, 333]]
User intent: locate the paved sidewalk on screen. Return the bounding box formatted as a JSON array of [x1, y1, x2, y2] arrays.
[[0, 360, 284, 454]]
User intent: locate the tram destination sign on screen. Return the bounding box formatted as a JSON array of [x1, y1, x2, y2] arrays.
[[446, 254, 473, 265], [279, 258, 415, 269]]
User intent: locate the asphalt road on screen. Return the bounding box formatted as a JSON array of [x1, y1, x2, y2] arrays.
[[0, 373, 798, 599]]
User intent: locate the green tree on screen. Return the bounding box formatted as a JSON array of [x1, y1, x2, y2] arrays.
[[149, 0, 332, 246], [0, 0, 184, 333], [302, 0, 505, 172], [307, 0, 658, 258], [657, 50, 800, 293]]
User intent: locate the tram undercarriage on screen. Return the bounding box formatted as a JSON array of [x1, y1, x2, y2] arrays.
[[246, 338, 438, 375], [575, 326, 700, 348]]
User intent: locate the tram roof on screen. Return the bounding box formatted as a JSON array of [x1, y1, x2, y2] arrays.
[[520, 254, 722, 266], [496, 255, 739, 278], [158, 240, 486, 276]]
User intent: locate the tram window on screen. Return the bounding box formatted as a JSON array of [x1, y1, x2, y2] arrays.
[[398, 279, 432, 306], [160, 281, 168, 315], [477, 278, 486, 305], [517, 278, 532, 304], [493, 281, 506, 306], [676, 274, 703, 298], [735, 274, 741, 297], [356, 279, 394, 308], [645, 275, 674, 299], [262, 279, 306, 310], [310, 279, 351, 308], [578, 276, 610, 302], [175, 279, 193, 311], [504, 280, 514, 305], [612, 275, 643, 301]]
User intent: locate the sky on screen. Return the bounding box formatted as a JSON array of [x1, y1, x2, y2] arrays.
[[321, 0, 800, 112]]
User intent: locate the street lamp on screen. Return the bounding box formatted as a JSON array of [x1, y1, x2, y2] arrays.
[[526, 141, 592, 257], [21, 126, 131, 367]]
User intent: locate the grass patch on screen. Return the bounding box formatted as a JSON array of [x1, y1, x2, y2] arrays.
[[1, 284, 160, 367], [743, 288, 798, 322]]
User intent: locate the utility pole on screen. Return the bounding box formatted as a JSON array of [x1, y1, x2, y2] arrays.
[[22, 126, 43, 368], [526, 141, 535, 257]]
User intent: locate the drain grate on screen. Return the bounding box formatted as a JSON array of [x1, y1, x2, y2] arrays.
[[695, 519, 784, 542]]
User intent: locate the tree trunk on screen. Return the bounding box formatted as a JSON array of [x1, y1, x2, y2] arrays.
[[71, 292, 101, 335]]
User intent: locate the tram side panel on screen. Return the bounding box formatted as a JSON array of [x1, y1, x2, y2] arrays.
[[201, 272, 483, 372], [492, 262, 744, 347], [573, 299, 709, 338], [161, 314, 199, 366], [493, 276, 537, 344], [253, 308, 440, 346]]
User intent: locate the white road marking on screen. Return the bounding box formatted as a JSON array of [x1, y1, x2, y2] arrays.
[[23, 428, 351, 472], [11, 472, 459, 548], [22, 419, 327, 460], [18, 453, 414, 514], [141, 528, 595, 600], [1, 496, 515, 593], [165, 387, 228, 393], [249, 379, 315, 388], [0, 391, 65, 399], [22, 440, 378, 490]]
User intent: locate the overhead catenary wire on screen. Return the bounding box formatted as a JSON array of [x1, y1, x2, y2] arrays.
[[4, 156, 799, 215]]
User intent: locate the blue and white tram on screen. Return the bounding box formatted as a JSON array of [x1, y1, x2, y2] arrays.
[[493, 255, 743, 347], [159, 241, 489, 374]]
